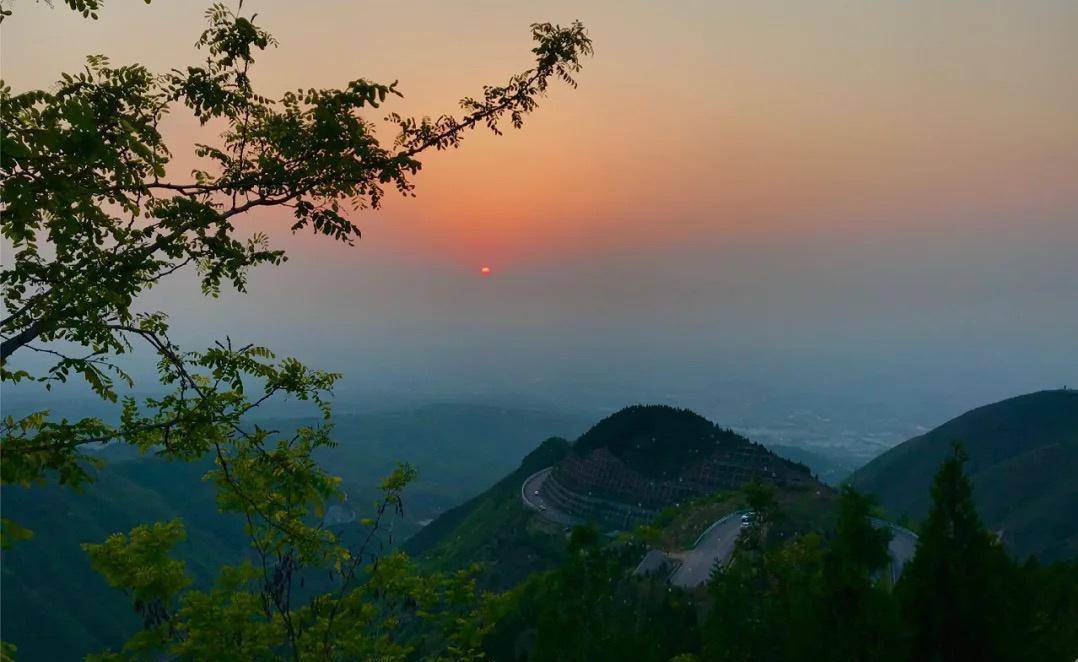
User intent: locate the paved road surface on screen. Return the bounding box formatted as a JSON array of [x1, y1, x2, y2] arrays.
[[873, 518, 919, 583], [665, 514, 918, 588], [522, 470, 919, 590], [521, 467, 581, 527], [668, 512, 746, 588]]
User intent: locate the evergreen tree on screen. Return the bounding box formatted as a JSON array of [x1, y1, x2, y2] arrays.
[[492, 525, 699, 662], [1018, 558, 1078, 661], [819, 486, 904, 661], [704, 531, 826, 661], [702, 482, 828, 661], [897, 442, 1023, 661]]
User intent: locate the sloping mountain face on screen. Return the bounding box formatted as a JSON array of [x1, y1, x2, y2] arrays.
[[543, 405, 814, 528], [573, 406, 730, 479], [409, 406, 821, 578], [849, 389, 1078, 561], [0, 458, 241, 662], [403, 437, 574, 590]]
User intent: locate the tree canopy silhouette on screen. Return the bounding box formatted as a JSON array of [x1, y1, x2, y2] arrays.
[[0, 2, 590, 658], [1, 1, 589, 488]]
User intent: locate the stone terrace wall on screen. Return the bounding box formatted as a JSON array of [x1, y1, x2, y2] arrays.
[[553, 448, 700, 510], [543, 442, 812, 528], [539, 469, 655, 530]]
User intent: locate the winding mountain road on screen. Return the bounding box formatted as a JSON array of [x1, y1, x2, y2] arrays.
[[654, 514, 918, 589], [668, 511, 746, 587], [522, 468, 919, 589], [873, 518, 919, 583], [521, 467, 580, 526]]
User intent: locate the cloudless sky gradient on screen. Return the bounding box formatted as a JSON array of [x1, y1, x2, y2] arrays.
[[3, 0, 1076, 434]]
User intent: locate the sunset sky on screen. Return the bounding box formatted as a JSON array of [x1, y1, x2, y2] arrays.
[[4, 1, 1077, 423]]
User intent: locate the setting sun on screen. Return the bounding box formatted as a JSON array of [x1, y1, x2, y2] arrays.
[[2, 2, 1076, 658]]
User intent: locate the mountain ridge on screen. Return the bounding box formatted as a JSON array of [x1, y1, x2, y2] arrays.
[[849, 389, 1078, 560]]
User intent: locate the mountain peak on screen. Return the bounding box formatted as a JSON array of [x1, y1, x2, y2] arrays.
[[574, 404, 749, 479]]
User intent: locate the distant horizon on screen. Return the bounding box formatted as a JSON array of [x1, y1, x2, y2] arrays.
[[4, 3, 1077, 659], [4, 370, 1072, 467], [3, 0, 1076, 459]]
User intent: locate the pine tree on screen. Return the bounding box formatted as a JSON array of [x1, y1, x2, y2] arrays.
[[820, 486, 904, 661], [897, 442, 1023, 661]]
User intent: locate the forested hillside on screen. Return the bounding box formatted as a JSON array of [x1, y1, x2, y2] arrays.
[[0, 405, 587, 660], [405, 437, 574, 589], [478, 445, 1078, 661], [850, 390, 1078, 560]]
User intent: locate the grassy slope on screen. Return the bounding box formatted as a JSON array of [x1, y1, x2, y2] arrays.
[[849, 389, 1078, 560]]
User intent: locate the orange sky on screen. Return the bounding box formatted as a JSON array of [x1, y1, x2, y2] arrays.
[[4, 0, 1077, 271], [4, 0, 1077, 412]]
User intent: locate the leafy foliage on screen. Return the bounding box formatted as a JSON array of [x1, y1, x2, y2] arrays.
[[701, 445, 1077, 661], [817, 487, 903, 661], [1, 1, 592, 489], [0, 0, 138, 23], [1, 2, 591, 658], [84, 519, 192, 630], [0, 405, 588, 659]]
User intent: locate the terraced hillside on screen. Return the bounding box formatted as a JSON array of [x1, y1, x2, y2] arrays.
[[540, 406, 815, 528], [410, 405, 825, 586]]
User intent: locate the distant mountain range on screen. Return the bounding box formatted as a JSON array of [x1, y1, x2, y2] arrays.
[[849, 389, 1078, 561]]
